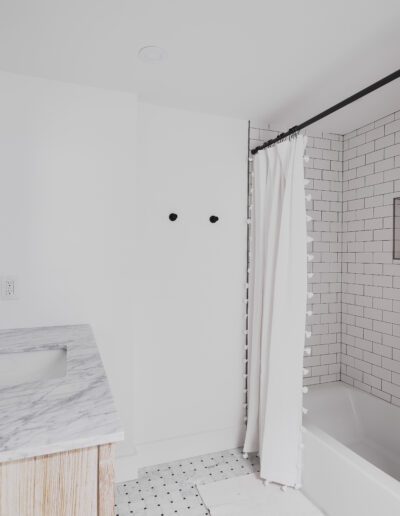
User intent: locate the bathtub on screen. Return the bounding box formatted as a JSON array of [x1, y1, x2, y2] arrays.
[[302, 381, 400, 516]]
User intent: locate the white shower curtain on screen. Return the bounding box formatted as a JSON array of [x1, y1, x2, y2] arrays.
[[243, 135, 308, 488]]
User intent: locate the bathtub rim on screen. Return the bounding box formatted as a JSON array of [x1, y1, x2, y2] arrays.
[[303, 422, 400, 496]]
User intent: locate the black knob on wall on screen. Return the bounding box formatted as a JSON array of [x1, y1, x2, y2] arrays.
[[209, 215, 219, 223], [169, 213, 178, 221]]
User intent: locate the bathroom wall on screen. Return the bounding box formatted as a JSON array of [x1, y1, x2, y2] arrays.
[[341, 111, 400, 404], [133, 102, 248, 467], [0, 71, 138, 470], [0, 71, 249, 477], [249, 127, 342, 385]]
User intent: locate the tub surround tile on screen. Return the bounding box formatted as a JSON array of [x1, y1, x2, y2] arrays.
[[0, 324, 123, 463], [342, 110, 400, 404], [251, 107, 400, 406]]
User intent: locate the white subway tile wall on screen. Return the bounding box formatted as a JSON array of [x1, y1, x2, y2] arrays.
[[341, 111, 400, 404], [249, 127, 343, 386], [250, 110, 400, 405]]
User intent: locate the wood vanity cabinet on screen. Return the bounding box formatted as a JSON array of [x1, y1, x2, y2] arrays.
[[0, 443, 115, 516]]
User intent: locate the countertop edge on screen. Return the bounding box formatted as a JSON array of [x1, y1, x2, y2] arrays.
[[0, 430, 125, 464]]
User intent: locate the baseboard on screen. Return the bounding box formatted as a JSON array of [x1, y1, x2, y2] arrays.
[[115, 425, 245, 483], [115, 453, 140, 483], [136, 425, 244, 471]]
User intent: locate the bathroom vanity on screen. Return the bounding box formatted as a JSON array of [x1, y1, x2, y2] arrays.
[[0, 325, 123, 516]]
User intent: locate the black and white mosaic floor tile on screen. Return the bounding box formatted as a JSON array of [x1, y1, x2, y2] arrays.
[[114, 448, 260, 516]]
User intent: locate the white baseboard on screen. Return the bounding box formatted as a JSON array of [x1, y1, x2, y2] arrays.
[[138, 425, 244, 471], [115, 425, 244, 483], [115, 453, 140, 483]]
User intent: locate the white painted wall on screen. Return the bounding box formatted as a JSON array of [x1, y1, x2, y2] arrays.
[[0, 71, 248, 479], [0, 71, 138, 466], [133, 103, 248, 466]]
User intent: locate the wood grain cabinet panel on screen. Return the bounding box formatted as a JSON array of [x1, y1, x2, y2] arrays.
[[0, 444, 115, 516]]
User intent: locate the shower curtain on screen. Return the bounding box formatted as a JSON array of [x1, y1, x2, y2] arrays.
[[243, 135, 308, 488]]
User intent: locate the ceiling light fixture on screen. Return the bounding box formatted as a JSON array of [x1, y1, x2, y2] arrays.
[[138, 45, 168, 64]]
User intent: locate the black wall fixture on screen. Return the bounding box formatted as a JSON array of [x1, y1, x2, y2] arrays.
[[209, 215, 219, 223], [169, 213, 178, 221]]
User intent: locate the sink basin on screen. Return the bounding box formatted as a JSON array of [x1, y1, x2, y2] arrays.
[[0, 348, 67, 387]]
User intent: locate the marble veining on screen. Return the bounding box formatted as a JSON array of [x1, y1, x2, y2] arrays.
[[0, 324, 123, 463]]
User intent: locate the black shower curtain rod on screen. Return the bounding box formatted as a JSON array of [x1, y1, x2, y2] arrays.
[[251, 67, 400, 155]]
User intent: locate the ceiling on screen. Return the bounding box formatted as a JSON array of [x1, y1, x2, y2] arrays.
[[1, 0, 400, 134]]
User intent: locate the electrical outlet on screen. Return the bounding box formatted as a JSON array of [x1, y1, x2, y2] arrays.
[[1, 276, 18, 300]]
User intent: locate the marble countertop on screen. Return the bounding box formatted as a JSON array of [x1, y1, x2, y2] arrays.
[[0, 324, 123, 463]]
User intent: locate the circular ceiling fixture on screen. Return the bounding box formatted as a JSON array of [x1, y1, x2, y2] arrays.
[[138, 45, 168, 64]]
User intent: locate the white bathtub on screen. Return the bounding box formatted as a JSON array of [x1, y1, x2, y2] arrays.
[[302, 381, 400, 516]]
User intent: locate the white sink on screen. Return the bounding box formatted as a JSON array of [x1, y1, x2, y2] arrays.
[[0, 348, 67, 387]]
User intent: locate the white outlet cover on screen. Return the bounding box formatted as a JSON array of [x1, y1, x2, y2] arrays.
[[1, 276, 18, 300]]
